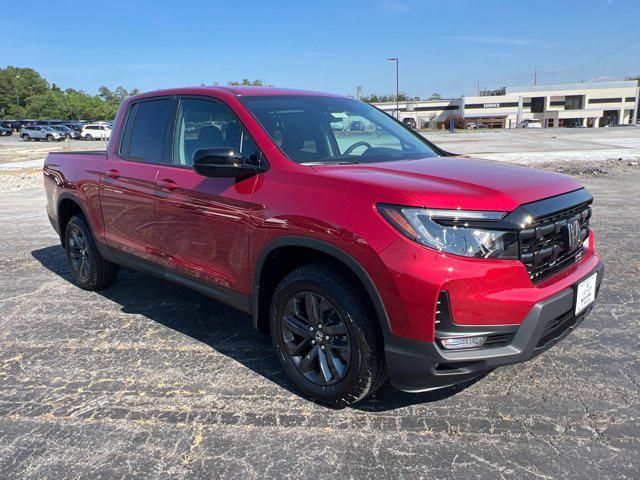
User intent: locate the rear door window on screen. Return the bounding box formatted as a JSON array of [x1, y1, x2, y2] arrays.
[[119, 104, 138, 158], [128, 98, 174, 164]]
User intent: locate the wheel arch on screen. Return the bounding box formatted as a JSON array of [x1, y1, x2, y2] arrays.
[[252, 236, 392, 336], [57, 193, 92, 245]]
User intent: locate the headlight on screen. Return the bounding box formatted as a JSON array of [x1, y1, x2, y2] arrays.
[[378, 204, 518, 259]]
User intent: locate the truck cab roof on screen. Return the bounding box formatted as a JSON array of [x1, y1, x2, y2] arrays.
[[127, 86, 344, 103]]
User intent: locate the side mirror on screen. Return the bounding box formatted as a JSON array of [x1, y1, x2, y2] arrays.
[[192, 148, 264, 178]]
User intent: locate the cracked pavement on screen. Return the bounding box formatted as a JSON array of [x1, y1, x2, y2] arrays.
[[0, 168, 638, 479]]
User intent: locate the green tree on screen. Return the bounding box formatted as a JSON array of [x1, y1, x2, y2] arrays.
[[0, 66, 49, 117], [360, 92, 420, 103], [26, 89, 66, 118], [227, 79, 273, 87], [0, 69, 141, 120], [97, 86, 139, 119]]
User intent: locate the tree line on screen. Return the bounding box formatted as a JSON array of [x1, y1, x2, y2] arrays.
[[1, 65, 441, 120], [359, 92, 440, 103], [0, 68, 279, 121], [0, 66, 141, 121]]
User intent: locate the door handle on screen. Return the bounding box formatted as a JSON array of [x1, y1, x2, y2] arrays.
[[105, 169, 120, 179], [157, 179, 178, 191]]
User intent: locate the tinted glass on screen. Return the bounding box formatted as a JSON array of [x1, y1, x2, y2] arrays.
[[129, 98, 173, 164], [119, 103, 139, 158], [241, 95, 438, 164], [565, 95, 583, 110], [173, 98, 261, 168]]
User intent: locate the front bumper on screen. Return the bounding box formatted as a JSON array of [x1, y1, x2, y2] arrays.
[[385, 262, 604, 392]]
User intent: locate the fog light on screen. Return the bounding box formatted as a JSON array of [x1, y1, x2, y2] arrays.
[[440, 336, 486, 350]]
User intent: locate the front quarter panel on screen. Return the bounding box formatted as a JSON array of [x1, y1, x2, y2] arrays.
[[249, 164, 419, 335]]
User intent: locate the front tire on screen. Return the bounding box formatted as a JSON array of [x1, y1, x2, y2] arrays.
[[22, 134, 30, 141], [46, 134, 54, 142], [65, 215, 119, 290], [270, 264, 386, 406]]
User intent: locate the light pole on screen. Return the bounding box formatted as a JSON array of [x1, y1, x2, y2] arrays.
[[386, 58, 399, 119]]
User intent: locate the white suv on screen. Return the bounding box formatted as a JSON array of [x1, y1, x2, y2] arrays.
[[81, 123, 111, 140]]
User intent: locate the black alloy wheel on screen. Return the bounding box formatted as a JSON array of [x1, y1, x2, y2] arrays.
[[281, 291, 351, 386], [64, 215, 119, 290], [67, 225, 91, 281], [270, 264, 387, 406]]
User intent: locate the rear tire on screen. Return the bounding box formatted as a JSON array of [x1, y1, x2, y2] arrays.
[[64, 215, 119, 290], [270, 263, 386, 406], [85, 134, 93, 141], [22, 134, 30, 141]]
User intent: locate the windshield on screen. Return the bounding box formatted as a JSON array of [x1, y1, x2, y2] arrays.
[[240, 95, 438, 164]]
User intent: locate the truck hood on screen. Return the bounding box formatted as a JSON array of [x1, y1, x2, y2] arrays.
[[313, 156, 583, 211]]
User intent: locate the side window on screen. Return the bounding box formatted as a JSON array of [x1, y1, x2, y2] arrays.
[[128, 98, 174, 164], [119, 103, 139, 159], [173, 98, 261, 168]]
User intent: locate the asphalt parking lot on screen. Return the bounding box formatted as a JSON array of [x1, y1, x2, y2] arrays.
[[0, 129, 639, 478]]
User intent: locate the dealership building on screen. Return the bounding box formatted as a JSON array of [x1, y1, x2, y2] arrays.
[[374, 80, 639, 129]]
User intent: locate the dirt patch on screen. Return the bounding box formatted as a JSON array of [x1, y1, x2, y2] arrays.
[[533, 157, 640, 176], [0, 169, 42, 192]]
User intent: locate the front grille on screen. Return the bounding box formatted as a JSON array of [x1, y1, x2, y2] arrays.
[[519, 202, 591, 283]]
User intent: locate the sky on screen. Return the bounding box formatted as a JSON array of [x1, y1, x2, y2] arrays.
[[3, 0, 640, 99]]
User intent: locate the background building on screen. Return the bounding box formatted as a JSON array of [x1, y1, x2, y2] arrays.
[[373, 80, 639, 129]]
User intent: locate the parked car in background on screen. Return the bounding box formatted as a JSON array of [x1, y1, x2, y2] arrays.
[[63, 124, 83, 137], [8, 120, 37, 131], [402, 117, 417, 130], [1, 120, 20, 132], [81, 123, 111, 140], [20, 125, 65, 141], [50, 125, 78, 140], [350, 120, 365, 131], [64, 122, 85, 132], [518, 120, 542, 128], [0, 126, 12, 136], [330, 120, 345, 131]]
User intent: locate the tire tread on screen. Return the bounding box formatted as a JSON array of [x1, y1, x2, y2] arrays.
[[270, 263, 387, 406], [66, 214, 119, 290]]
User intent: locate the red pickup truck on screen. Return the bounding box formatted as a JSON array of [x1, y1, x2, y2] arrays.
[[44, 87, 603, 405]]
